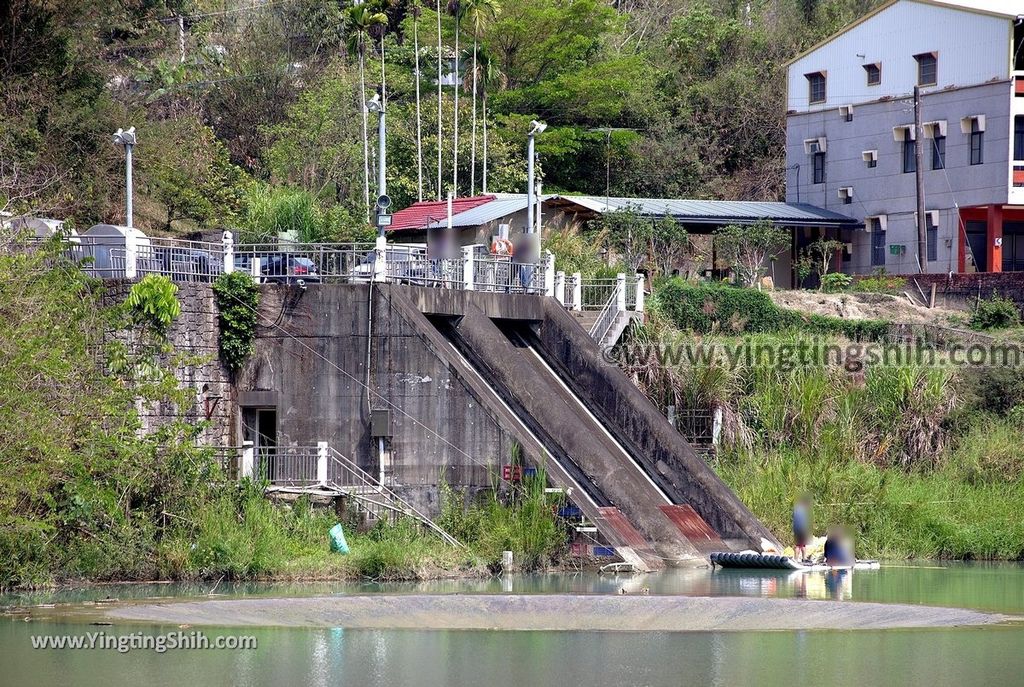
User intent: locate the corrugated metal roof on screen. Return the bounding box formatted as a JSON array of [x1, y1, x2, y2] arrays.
[[561, 195, 861, 226], [421, 194, 559, 229], [388, 195, 495, 231]]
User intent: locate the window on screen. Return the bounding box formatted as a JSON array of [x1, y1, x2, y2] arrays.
[[926, 215, 938, 262], [812, 151, 826, 184], [871, 219, 886, 267], [863, 150, 878, 168], [864, 63, 881, 86], [931, 133, 946, 170], [903, 138, 916, 173], [1015, 115, 1024, 161], [840, 105, 853, 122], [806, 72, 826, 104], [970, 119, 984, 165], [838, 187, 853, 205], [915, 53, 937, 86]]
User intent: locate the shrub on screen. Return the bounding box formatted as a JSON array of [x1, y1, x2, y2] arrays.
[[970, 294, 1021, 331], [819, 272, 852, 293], [853, 269, 907, 294], [212, 271, 261, 370], [124, 274, 181, 334]]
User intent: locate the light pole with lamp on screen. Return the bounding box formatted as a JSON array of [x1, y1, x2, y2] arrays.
[[523, 120, 546, 291], [112, 127, 137, 227]]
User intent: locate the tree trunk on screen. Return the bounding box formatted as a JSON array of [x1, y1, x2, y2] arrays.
[[414, 12, 423, 202], [470, 37, 478, 196]]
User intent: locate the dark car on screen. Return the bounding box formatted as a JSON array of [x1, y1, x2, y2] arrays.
[[154, 246, 222, 282], [261, 255, 321, 283]]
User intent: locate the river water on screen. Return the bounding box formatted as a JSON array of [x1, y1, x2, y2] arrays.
[[2, 562, 1022, 687]]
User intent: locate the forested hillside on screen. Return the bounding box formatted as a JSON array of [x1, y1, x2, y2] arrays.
[[2, 0, 879, 238]]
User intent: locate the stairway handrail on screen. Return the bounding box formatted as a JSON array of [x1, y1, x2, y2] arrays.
[[589, 283, 620, 342]]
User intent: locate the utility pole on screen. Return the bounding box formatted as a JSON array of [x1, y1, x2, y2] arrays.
[[913, 85, 928, 273], [113, 128, 137, 227]]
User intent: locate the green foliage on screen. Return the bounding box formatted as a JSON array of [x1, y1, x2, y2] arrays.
[[212, 272, 261, 371], [590, 206, 653, 273], [240, 183, 370, 244], [820, 272, 852, 293], [853, 269, 907, 294], [970, 294, 1022, 331], [124, 275, 181, 334], [714, 221, 789, 288], [542, 221, 608, 277]]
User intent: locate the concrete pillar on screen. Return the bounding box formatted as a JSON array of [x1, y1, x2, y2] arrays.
[[249, 254, 261, 281], [554, 271, 566, 305], [635, 273, 645, 313], [616, 272, 627, 312], [373, 233, 388, 282], [543, 251, 555, 297], [317, 441, 329, 485], [462, 244, 475, 290], [241, 440, 255, 480], [571, 272, 582, 311], [222, 231, 234, 274], [987, 204, 1003, 272], [124, 230, 138, 279]]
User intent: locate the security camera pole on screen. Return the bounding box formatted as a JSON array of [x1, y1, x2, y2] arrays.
[[368, 90, 391, 239], [112, 127, 137, 227], [526, 120, 547, 258]]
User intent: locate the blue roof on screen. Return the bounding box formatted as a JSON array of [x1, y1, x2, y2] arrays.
[[560, 195, 861, 227]]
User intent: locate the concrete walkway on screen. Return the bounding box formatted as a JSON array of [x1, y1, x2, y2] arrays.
[[105, 594, 1011, 632]]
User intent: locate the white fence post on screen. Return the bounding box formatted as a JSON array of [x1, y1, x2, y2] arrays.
[[635, 273, 645, 313], [571, 272, 582, 311], [543, 251, 555, 297], [373, 234, 387, 283], [317, 441, 328, 485], [241, 440, 255, 480], [616, 273, 627, 312], [124, 231, 138, 279], [462, 245, 475, 290], [554, 271, 566, 305], [249, 253, 260, 281], [222, 231, 234, 275]]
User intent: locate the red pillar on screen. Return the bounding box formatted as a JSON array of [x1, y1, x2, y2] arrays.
[[986, 205, 1003, 272]]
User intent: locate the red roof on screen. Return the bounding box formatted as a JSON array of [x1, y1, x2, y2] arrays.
[[388, 195, 496, 231]]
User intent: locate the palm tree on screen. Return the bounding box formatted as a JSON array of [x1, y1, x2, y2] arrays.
[[477, 48, 504, 194], [462, 0, 499, 196], [411, 1, 424, 202], [346, 5, 387, 222], [436, 0, 443, 200], [447, 0, 464, 195]]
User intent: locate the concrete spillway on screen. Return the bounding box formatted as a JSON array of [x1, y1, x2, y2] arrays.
[[390, 288, 778, 568]]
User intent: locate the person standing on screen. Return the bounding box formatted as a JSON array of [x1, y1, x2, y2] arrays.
[[792, 494, 812, 562]]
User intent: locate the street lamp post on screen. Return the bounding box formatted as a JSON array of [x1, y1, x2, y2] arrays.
[[367, 92, 391, 238], [526, 120, 546, 255], [112, 127, 137, 227]]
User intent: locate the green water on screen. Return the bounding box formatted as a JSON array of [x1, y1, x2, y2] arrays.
[[3, 563, 1023, 687]]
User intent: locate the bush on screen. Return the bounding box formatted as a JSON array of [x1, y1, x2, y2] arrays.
[[853, 269, 907, 294], [820, 272, 852, 293], [655, 279, 890, 341], [970, 294, 1021, 331]]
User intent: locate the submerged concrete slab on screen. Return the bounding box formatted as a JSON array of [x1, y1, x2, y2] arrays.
[[105, 594, 1010, 632]]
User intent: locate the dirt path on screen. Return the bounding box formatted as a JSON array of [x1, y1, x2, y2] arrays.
[[104, 594, 1009, 632]]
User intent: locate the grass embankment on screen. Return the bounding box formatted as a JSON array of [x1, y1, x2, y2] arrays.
[[626, 280, 1024, 560]]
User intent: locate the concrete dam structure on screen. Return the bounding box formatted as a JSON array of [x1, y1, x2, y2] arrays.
[[233, 283, 777, 569]]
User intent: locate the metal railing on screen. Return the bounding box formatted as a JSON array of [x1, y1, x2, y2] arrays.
[[233, 242, 374, 283], [139, 237, 226, 282], [580, 278, 618, 310], [472, 255, 545, 294], [589, 286, 621, 343]]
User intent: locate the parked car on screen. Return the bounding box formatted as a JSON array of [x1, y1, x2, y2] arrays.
[[352, 245, 432, 284], [261, 255, 321, 283], [152, 246, 222, 282]]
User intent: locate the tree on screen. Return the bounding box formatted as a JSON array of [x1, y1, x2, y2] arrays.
[[477, 47, 504, 193], [346, 5, 388, 222], [714, 220, 789, 289], [650, 216, 689, 278], [594, 205, 653, 274], [463, 0, 500, 196], [807, 237, 844, 281]]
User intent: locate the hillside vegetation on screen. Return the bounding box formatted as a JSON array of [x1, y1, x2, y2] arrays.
[[2, 0, 880, 234]]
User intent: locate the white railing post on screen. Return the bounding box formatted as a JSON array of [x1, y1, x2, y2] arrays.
[[635, 273, 645, 313], [317, 441, 329, 485], [571, 272, 582, 311], [462, 245, 475, 290], [373, 234, 387, 283], [543, 251, 555, 297], [124, 231, 138, 279], [616, 272, 627, 312], [222, 231, 234, 274], [554, 271, 566, 305], [241, 440, 255, 480], [249, 253, 260, 281]]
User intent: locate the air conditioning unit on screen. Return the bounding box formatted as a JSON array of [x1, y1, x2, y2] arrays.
[[809, 141, 824, 154]]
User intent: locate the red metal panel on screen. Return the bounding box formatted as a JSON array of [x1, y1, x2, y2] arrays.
[[659, 505, 725, 553], [388, 195, 495, 231], [595, 507, 648, 548]]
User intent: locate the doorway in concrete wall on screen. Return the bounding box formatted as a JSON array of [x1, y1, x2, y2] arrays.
[[964, 220, 987, 273], [1004, 222, 1024, 272], [242, 407, 278, 480]]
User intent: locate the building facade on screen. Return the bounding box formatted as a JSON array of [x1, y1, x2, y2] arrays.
[[785, 0, 1024, 275]]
